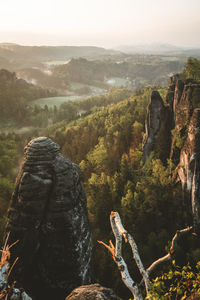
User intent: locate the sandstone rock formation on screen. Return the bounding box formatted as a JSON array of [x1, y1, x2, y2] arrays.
[[143, 75, 200, 232], [142, 91, 172, 163], [165, 74, 180, 112], [167, 76, 200, 134], [178, 109, 200, 232], [175, 81, 200, 131], [165, 74, 184, 127], [165, 76, 200, 231], [167, 76, 200, 170], [66, 283, 120, 300], [5, 137, 92, 300]]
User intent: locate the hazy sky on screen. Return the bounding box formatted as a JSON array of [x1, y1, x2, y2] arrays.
[[0, 0, 199, 48]]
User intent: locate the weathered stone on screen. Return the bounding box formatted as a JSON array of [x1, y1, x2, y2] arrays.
[[166, 76, 200, 164], [143, 75, 200, 231], [178, 109, 200, 232], [66, 283, 120, 300], [164, 76, 200, 230], [142, 91, 172, 163], [5, 137, 92, 300], [175, 81, 200, 131]]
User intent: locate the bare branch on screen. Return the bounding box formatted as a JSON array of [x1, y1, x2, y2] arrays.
[[116, 256, 143, 300], [146, 226, 193, 276], [99, 211, 194, 299], [97, 240, 115, 257], [128, 234, 150, 294], [110, 212, 122, 258], [111, 212, 150, 295], [99, 212, 144, 299]]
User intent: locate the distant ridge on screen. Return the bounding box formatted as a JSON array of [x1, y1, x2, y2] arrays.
[[0, 43, 120, 61], [116, 43, 200, 56]]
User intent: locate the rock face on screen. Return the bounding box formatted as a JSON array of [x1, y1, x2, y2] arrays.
[[166, 75, 200, 132], [142, 91, 172, 163], [178, 109, 200, 232], [66, 284, 120, 300], [176, 82, 200, 131], [5, 137, 92, 300], [143, 75, 200, 231], [166, 77, 200, 232], [165, 74, 184, 126]]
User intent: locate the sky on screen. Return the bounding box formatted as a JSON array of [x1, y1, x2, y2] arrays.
[[0, 0, 200, 48]]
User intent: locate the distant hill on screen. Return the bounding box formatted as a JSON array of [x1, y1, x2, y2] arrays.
[[0, 43, 120, 62], [53, 57, 120, 87], [52, 56, 184, 88], [0, 43, 186, 93], [116, 43, 200, 56]]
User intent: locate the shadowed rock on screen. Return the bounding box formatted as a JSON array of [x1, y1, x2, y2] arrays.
[[66, 284, 120, 300], [5, 137, 92, 300], [142, 91, 172, 163]]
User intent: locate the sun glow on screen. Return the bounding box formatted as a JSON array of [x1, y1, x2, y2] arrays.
[[0, 0, 199, 47]]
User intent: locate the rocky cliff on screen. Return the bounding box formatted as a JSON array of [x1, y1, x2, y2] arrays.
[[143, 75, 200, 232], [178, 109, 200, 233], [5, 137, 92, 300], [174, 78, 200, 233], [165, 76, 200, 231], [142, 91, 172, 163]]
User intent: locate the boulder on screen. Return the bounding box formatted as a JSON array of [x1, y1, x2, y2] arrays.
[[66, 283, 120, 300]]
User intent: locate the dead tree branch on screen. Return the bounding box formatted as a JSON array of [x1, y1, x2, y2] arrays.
[[99, 211, 146, 299], [99, 211, 193, 300], [146, 226, 193, 277]]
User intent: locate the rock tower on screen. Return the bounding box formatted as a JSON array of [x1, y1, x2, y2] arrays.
[[6, 137, 92, 300]]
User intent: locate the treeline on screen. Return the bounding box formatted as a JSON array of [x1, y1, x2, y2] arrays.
[[181, 57, 200, 80], [25, 87, 131, 128]]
